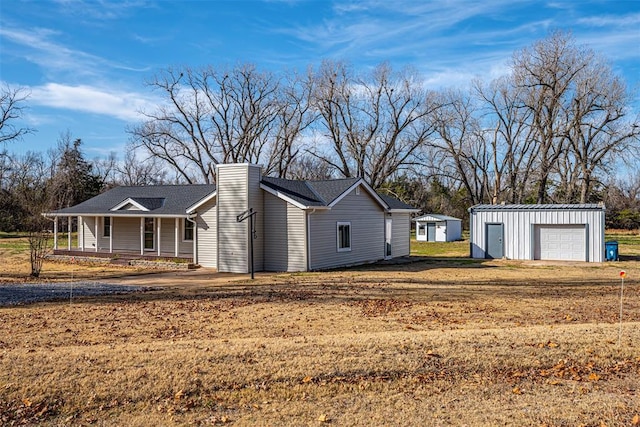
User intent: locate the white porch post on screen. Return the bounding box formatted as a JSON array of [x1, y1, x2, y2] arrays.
[[109, 216, 113, 253], [140, 217, 144, 255], [174, 218, 179, 257], [53, 217, 58, 250], [68, 216, 72, 250], [94, 216, 99, 252], [157, 217, 161, 257], [79, 216, 85, 252]]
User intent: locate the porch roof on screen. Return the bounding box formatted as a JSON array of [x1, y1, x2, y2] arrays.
[[45, 184, 217, 217]]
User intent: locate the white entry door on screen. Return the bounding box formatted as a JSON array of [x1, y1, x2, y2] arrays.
[[534, 225, 586, 261]]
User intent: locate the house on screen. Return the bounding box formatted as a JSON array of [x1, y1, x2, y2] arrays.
[[413, 214, 462, 242], [44, 163, 418, 272], [468, 204, 605, 262]]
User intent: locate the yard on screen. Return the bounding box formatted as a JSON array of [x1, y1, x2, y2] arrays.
[[0, 231, 639, 426]]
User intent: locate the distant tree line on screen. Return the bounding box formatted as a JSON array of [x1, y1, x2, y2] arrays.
[[1, 31, 639, 232]]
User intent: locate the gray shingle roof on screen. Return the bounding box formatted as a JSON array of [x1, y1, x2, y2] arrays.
[[49, 185, 217, 216], [262, 176, 416, 211], [261, 176, 361, 207], [469, 203, 605, 212], [378, 194, 417, 211]]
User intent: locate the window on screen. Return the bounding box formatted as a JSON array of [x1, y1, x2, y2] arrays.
[[103, 217, 111, 237], [144, 218, 155, 250], [337, 221, 351, 252], [417, 224, 425, 236], [184, 219, 194, 241]]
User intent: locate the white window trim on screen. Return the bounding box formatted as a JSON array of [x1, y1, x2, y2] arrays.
[[337, 221, 352, 252], [183, 218, 194, 242]]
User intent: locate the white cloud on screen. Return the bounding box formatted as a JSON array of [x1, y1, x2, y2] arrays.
[[0, 25, 150, 81], [29, 83, 156, 122]]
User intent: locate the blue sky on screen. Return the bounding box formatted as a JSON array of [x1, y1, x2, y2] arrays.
[[1, 0, 639, 160]]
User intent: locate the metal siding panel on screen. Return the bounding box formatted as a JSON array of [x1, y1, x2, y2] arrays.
[[309, 189, 384, 270]]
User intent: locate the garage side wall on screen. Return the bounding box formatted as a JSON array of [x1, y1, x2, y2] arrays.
[[470, 208, 605, 262], [391, 212, 410, 257]]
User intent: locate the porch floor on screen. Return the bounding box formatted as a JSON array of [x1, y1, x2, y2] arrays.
[[52, 249, 194, 263]]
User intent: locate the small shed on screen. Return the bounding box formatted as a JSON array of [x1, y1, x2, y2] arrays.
[[468, 204, 605, 262], [414, 214, 462, 242]]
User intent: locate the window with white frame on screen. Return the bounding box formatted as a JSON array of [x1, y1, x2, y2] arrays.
[[337, 221, 351, 252], [184, 218, 194, 241], [103, 217, 111, 237], [417, 224, 425, 236], [144, 217, 155, 250]]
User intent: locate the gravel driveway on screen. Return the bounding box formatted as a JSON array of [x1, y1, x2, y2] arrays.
[[0, 282, 146, 306]]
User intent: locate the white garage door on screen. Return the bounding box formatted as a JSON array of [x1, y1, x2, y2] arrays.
[[534, 225, 586, 261]]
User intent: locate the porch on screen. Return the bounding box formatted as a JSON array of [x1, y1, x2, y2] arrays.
[[50, 249, 195, 268], [50, 215, 197, 261]]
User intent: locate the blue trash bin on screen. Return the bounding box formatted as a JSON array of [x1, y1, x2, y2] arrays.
[[605, 241, 618, 261]]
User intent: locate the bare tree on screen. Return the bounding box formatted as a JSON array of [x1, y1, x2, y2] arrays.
[[430, 89, 491, 205], [512, 31, 589, 203], [115, 146, 169, 186], [311, 61, 440, 189], [474, 77, 538, 203], [563, 55, 640, 202], [130, 64, 308, 183], [0, 85, 34, 144]]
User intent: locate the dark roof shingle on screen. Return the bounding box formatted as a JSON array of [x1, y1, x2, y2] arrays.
[[50, 185, 217, 216]]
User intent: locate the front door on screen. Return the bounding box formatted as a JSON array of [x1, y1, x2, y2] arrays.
[[427, 223, 436, 242], [385, 218, 392, 259], [485, 223, 503, 259]]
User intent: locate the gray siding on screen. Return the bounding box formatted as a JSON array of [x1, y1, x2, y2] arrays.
[[97, 217, 110, 251], [391, 213, 411, 257], [263, 193, 307, 271], [197, 198, 217, 268], [470, 208, 605, 262], [157, 218, 193, 256], [309, 188, 384, 270], [248, 164, 264, 271], [112, 217, 142, 252], [217, 164, 263, 273], [80, 216, 97, 251]]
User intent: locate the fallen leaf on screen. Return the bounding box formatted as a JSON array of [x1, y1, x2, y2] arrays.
[[22, 398, 32, 407], [318, 414, 329, 422], [302, 376, 313, 383], [588, 372, 600, 382], [547, 341, 558, 348], [632, 414, 639, 425], [512, 387, 522, 395]]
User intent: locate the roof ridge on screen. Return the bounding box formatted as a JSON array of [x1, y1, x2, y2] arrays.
[[303, 181, 328, 205]]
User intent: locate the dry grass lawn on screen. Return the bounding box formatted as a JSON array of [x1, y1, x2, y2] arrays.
[[1, 235, 639, 426]]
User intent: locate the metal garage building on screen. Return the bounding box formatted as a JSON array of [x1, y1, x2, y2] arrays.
[[469, 204, 605, 262]]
